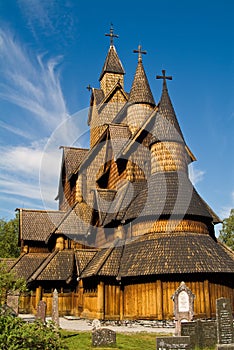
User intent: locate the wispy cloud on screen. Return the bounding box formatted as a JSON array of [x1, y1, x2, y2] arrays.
[[188, 164, 205, 185], [17, 0, 76, 44], [0, 28, 67, 132], [0, 120, 33, 139]]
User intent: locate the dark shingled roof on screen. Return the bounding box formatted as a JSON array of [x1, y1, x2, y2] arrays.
[[62, 147, 89, 179], [119, 172, 217, 224], [109, 124, 131, 157], [55, 202, 93, 241], [93, 88, 105, 106], [99, 45, 125, 81], [128, 60, 155, 105], [75, 249, 98, 276], [117, 233, 234, 277], [151, 81, 185, 144], [81, 247, 114, 278], [102, 172, 219, 227], [19, 209, 65, 242], [32, 250, 74, 281], [10, 253, 50, 281]]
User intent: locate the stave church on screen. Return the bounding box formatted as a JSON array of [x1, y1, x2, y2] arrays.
[[8, 27, 234, 319]]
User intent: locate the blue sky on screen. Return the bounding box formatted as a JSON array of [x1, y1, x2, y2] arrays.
[[0, 0, 233, 234]]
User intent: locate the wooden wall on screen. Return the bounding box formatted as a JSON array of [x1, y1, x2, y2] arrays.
[[19, 277, 234, 319]]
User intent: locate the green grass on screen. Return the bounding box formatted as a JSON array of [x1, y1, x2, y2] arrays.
[[61, 331, 172, 350]]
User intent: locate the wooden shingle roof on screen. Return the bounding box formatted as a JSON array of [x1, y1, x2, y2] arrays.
[[75, 249, 98, 276], [99, 45, 125, 81], [151, 81, 185, 144], [62, 147, 89, 179], [55, 202, 93, 241], [10, 253, 50, 281], [33, 250, 74, 282], [117, 233, 234, 277], [19, 209, 65, 242], [128, 60, 155, 105]]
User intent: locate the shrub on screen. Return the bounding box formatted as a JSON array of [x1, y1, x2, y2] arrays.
[[0, 314, 67, 350]]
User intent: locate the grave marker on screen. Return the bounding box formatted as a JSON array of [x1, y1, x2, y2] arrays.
[[156, 336, 190, 350], [92, 328, 116, 347], [52, 289, 59, 327], [216, 297, 234, 345], [6, 291, 20, 315], [172, 282, 195, 336], [36, 300, 47, 323]]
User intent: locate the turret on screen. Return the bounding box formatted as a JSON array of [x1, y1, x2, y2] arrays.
[[127, 45, 155, 134], [150, 70, 193, 175]]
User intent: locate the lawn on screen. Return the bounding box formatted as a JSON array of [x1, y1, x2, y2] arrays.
[[62, 331, 172, 350]]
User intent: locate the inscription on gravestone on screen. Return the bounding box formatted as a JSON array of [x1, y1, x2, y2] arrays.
[[216, 297, 234, 345], [156, 336, 190, 350], [92, 328, 116, 347], [172, 282, 195, 336], [181, 320, 217, 348], [36, 300, 47, 323]]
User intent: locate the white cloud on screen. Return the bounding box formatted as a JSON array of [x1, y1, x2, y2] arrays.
[[188, 164, 205, 185], [0, 28, 67, 131], [0, 120, 33, 139]]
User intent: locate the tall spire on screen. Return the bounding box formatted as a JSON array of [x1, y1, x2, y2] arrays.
[[128, 45, 155, 105], [99, 25, 125, 82], [153, 69, 184, 143]]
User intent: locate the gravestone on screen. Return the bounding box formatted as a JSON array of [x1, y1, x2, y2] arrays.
[[92, 328, 116, 347], [181, 320, 217, 348], [52, 289, 59, 327], [172, 282, 195, 336], [36, 300, 47, 323], [6, 291, 20, 315], [216, 297, 234, 347], [156, 336, 190, 350]]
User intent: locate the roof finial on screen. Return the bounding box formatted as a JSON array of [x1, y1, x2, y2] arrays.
[[133, 44, 147, 62], [105, 23, 119, 46], [156, 69, 172, 90], [86, 84, 92, 92]]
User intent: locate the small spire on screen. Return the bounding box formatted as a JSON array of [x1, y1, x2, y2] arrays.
[[156, 69, 172, 90], [133, 44, 147, 62], [105, 23, 119, 46]]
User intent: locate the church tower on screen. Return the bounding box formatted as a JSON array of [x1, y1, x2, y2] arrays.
[[88, 25, 128, 148]]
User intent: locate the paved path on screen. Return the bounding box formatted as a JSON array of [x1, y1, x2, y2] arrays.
[[19, 314, 174, 334]]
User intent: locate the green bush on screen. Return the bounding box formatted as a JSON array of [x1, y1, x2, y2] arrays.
[[0, 314, 67, 350]]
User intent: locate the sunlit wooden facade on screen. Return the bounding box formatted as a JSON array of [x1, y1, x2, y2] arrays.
[[9, 31, 234, 319]]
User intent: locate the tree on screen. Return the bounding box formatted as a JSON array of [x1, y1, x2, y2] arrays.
[[219, 209, 234, 250], [0, 214, 20, 258], [0, 262, 27, 304]]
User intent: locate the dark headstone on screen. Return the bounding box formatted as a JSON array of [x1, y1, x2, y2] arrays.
[[52, 289, 59, 327], [172, 282, 195, 336], [36, 300, 47, 323], [216, 298, 234, 345], [6, 291, 20, 315], [181, 320, 217, 348], [156, 336, 190, 350], [92, 328, 116, 347]]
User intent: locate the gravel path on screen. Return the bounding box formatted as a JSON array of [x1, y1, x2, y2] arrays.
[[19, 314, 174, 334]]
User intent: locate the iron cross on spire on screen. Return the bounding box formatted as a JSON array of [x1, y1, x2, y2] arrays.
[[133, 44, 147, 62], [156, 69, 172, 86], [105, 23, 119, 46]]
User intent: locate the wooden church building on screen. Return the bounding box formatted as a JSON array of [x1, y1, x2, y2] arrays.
[[9, 28, 234, 320]]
